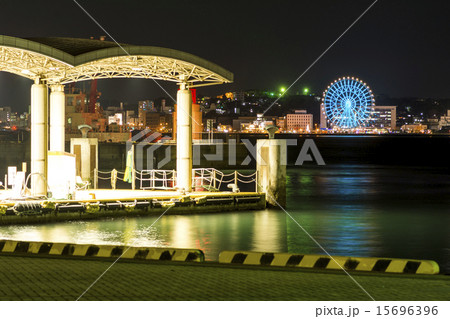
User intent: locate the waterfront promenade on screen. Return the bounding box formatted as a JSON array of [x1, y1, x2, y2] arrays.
[[0, 255, 448, 300]]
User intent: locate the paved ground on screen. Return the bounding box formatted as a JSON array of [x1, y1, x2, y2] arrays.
[[0, 255, 448, 301]]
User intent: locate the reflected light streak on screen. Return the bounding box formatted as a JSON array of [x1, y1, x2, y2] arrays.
[[252, 210, 283, 252], [170, 216, 194, 249]]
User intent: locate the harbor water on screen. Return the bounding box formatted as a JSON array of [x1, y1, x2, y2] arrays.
[[1, 164, 449, 273]]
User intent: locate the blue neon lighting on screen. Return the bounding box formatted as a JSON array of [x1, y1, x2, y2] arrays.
[[323, 77, 374, 129]]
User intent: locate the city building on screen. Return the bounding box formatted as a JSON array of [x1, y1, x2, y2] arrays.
[[401, 124, 427, 133], [65, 87, 87, 113], [9, 112, 30, 128], [145, 112, 161, 130], [232, 117, 254, 132], [205, 119, 216, 132], [370, 106, 397, 130], [286, 110, 313, 132], [438, 110, 450, 131], [231, 115, 274, 132], [276, 116, 286, 131], [138, 100, 155, 127], [320, 107, 327, 129], [0, 106, 11, 124], [233, 91, 245, 102], [259, 114, 274, 129], [108, 113, 123, 125], [425, 118, 439, 131], [124, 110, 138, 127], [65, 89, 87, 133], [160, 99, 173, 113], [217, 124, 232, 132], [145, 112, 172, 132], [65, 86, 105, 132]]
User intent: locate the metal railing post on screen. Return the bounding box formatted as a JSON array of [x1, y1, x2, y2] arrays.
[[131, 143, 136, 190], [150, 169, 155, 189], [173, 169, 176, 189], [94, 168, 98, 189], [234, 170, 238, 185], [111, 169, 117, 190]]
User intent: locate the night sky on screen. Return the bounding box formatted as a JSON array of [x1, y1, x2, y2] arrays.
[[0, 0, 449, 112]]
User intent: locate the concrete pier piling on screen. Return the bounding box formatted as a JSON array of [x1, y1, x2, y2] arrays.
[[70, 125, 98, 186], [256, 130, 287, 207]]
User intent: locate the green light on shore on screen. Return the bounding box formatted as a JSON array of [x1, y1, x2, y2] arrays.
[[304, 87, 309, 94], [280, 87, 286, 93]]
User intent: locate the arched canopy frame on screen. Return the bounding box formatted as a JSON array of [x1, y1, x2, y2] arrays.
[[0, 35, 233, 87]]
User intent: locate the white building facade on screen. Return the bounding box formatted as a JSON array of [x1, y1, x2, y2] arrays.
[[438, 110, 450, 130], [286, 110, 313, 132], [370, 106, 397, 130]]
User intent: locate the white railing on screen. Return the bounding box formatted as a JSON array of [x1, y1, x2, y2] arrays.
[[93, 168, 258, 192], [138, 169, 176, 190], [95, 169, 125, 190], [192, 168, 257, 192]]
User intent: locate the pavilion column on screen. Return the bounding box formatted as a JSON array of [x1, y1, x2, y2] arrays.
[[30, 80, 48, 196], [49, 84, 65, 152], [176, 83, 192, 192]]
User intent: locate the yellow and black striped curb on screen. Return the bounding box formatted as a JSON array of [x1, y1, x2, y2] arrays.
[[218, 251, 440, 275], [0, 240, 204, 262], [0, 241, 440, 274]]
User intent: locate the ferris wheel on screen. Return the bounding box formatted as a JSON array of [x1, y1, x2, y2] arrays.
[[321, 77, 375, 129]]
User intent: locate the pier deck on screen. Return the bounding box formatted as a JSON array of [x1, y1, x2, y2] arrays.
[[0, 255, 447, 301], [0, 190, 266, 225]]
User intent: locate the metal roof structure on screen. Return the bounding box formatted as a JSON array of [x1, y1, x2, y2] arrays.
[[0, 35, 233, 86]]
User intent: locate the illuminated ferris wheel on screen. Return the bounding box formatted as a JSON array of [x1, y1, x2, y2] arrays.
[[321, 77, 375, 129]]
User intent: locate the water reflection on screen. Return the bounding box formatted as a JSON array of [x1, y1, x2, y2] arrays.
[[170, 216, 194, 248], [0, 165, 449, 271], [252, 210, 286, 252], [286, 207, 381, 258]]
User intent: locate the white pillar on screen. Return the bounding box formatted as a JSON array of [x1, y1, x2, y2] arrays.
[[176, 84, 192, 192], [31, 81, 48, 196], [49, 84, 65, 152]]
